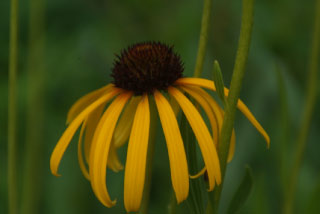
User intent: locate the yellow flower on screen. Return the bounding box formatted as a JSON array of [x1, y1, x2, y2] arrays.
[[50, 42, 269, 212]]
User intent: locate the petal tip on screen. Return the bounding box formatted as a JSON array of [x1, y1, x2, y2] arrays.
[[264, 135, 270, 149], [101, 198, 117, 208], [110, 165, 124, 173], [52, 172, 61, 177], [176, 195, 187, 204], [189, 167, 207, 179]]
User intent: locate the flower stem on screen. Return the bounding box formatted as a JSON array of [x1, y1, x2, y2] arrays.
[[8, 0, 19, 213], [209, 0, 255, 212], [139, 97, 157, 214], [193, 0, 213, 78], [283, 0, 320, 213], [21, 0, 46, 213]]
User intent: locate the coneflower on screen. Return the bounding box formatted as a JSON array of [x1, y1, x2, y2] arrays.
[[50, 41, 269, 212]]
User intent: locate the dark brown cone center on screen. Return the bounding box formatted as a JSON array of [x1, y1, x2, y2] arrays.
[[111, 42, 184, 95]]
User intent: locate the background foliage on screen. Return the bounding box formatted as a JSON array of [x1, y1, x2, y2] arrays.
[[1, 0, 320, 213]]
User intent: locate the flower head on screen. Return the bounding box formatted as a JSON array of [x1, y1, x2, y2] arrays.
[[50, 41, 269, 212]]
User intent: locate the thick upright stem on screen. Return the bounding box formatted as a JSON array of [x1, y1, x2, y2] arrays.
[[21, 0, 46, 213], [193, 0, 213, 78], [283, 0, 320, 213], [210, 0, 255, 212], [8, 0, 19, 213]]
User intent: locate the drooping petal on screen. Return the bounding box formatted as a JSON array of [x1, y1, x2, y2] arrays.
[[78, 118, 90, 180], [107, 143, 124, 172], [154, 90, 189, 203], [168, 87, 221, 190], [175, 78, 217, 91], [50, 88, 121, 176], [175, 78, 270, 147], [236, 100, 270, 147], [190, 131, 234, 179], [75, 96, 125, 179], [107, 96, 141, 172], [113, 96, 141, 148], [190, 86, 237, 162], [89, 91, 132, 207], [83, 103, 124, 172], [190, 167, 207, 179], [124, 95, 150, 212], [179, 86, 219, 145], [66, 84, 113, 124], [169, 94, 180, 116], [83, 104, 106, 163]]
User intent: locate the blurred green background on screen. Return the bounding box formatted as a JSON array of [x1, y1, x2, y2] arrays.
[[1, 0, 320, 213]]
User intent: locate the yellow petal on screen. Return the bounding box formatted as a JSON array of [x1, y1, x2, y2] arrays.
[[190, 167, 207, 179], [83, 104, 124, 172], [175, 78, 270, 147], [169, 94, 180, 116], [83, 104, 106, 164], [175, 78, 217, 90], [124, 95, 150, 212], [89, 91, 132, 207], [175, 78, 217, 91], [50, 88, 121, 176], [113, 96, 141, 148], [179, 86, 219, 145], [78, 118, 90, 180], [154, 90, 189, 203], [107, 143, 124, 172], [187, 86, 236, 162], [66, 84, 113, 124], [236, 100, 270, 147], [182, 85, 228, 178], [107, 97, 142, 172], [168, 87, 221, 190]]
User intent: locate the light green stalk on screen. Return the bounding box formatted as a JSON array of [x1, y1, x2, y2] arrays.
[[139, 97, 157, 214], [210, 0, 255, 212], [193, 0, 213, 78], [21, 0, 46, 213], [8, 0, 19, 213], [283, 0, 320, 213]]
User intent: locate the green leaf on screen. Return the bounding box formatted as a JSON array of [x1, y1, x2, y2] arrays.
[[180, 110, 207, 214], [212, 60, 227, 106], [227, 166, 254, 214]]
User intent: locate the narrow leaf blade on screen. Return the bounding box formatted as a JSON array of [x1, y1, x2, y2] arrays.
[[212, 60, 227, 106]]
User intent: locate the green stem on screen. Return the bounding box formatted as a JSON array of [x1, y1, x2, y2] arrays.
[[21, 0, 46, 213], [139, 97, 157, 214], [210, 0, 255, 212], [8, 0, 19, 213], [283, 0, 320, 213], [193, 0, 213, 78]]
